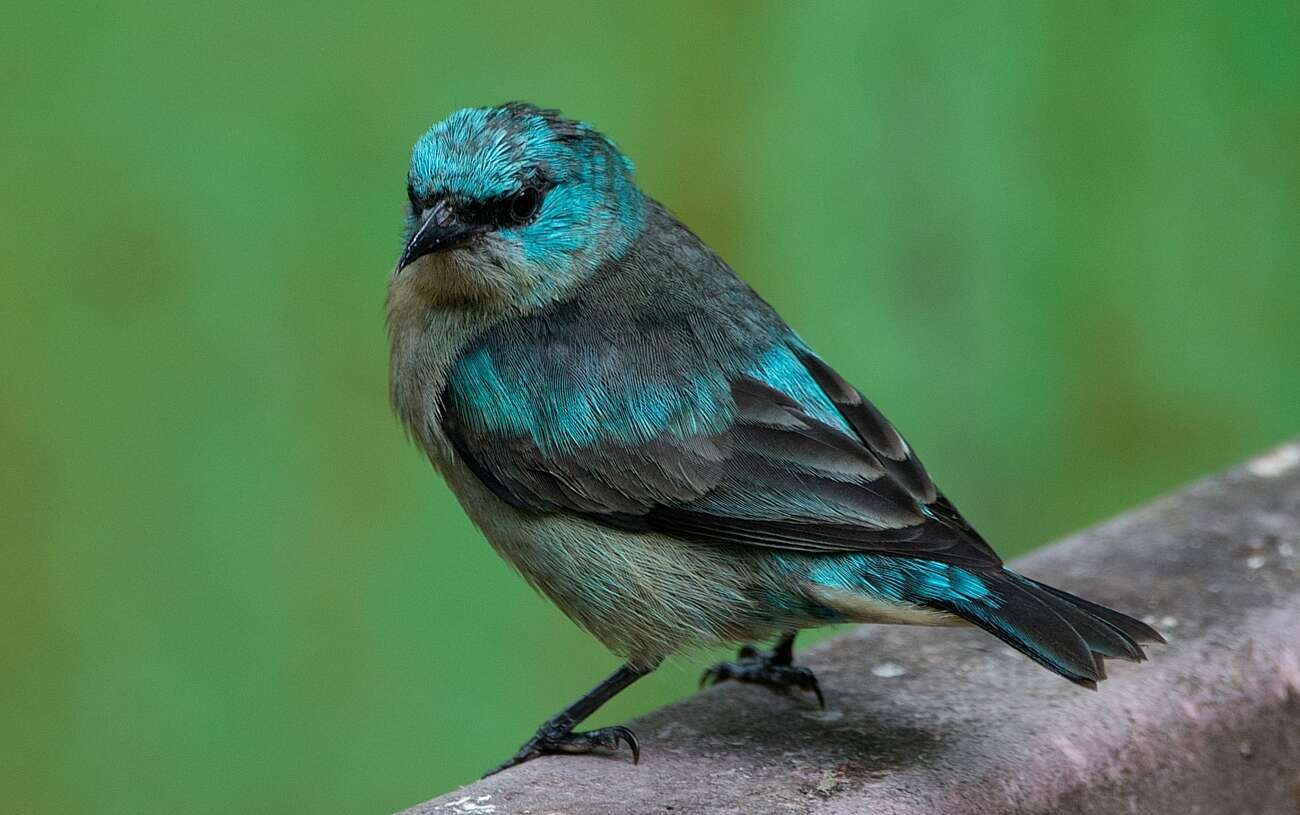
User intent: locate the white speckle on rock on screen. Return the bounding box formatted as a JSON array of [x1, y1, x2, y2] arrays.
[[442, 795, 497, 813], [1052, 735, 1089, 770], [1245, 555, 1267, 570], [1278, 542, 1296, 558], [871, 662, 907, 678], [1278, 647, 1300, 693], [1247, 444, 1300, 478], [657, 721, 696, 739], [1159, 616, 1179, 629], [812, 767, 849, 796]]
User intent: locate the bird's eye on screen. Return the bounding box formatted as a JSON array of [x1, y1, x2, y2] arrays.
[[407, 183, 422, 213], [507, 186, 542, 224]]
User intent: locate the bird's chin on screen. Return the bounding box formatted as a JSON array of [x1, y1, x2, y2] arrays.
[[392, 245, 518, 309]]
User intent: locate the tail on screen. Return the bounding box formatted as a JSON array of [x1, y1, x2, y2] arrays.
[[941, 569, 1166, 689]]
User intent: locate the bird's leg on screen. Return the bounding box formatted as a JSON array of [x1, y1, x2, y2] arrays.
[[700, 630, 824, 708], [486, 659, 659, 776]]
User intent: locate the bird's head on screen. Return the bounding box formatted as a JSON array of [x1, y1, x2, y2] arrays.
[[394, 103, 646, 310]]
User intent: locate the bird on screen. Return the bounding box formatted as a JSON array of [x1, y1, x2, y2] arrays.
[[386, 102, 1163, 775]]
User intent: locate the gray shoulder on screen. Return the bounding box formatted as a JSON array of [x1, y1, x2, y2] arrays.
[[472, 201, 786, 359]]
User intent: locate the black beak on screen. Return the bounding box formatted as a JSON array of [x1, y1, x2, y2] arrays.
[[397, 199, 478, 270]]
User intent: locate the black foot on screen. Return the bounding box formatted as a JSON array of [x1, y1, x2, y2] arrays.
[[485, 724, 640, 776], [700, 643, 825, 708]]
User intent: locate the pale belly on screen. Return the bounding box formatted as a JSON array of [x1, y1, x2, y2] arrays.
[[438, 456, 961, 664]]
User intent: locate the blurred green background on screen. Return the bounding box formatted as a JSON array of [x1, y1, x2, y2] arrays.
[[3, 2, 1298, 812]]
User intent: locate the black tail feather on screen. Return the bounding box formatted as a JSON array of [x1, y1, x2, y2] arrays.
[[938, 569, 1162, 688], [1010, 574, 1148, 663], [1018, 575, 1167, 645]]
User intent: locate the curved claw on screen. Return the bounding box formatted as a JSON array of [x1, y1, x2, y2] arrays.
[[698, 667, 713, 689], [609, 725, 640, 765], [484, 724, 641, 777], [802, 672, 826, 710], [485, 748, 534, 777], [699, 663, 735, 689]]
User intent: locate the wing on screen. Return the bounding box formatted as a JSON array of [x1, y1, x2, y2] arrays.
[[442, 329, 1000, 569]]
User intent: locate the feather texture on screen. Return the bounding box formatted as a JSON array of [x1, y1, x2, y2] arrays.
[[391, 103, 1162, 684]]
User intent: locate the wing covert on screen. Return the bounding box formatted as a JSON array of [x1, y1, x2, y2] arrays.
[[442, 336, 1000, 568]]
